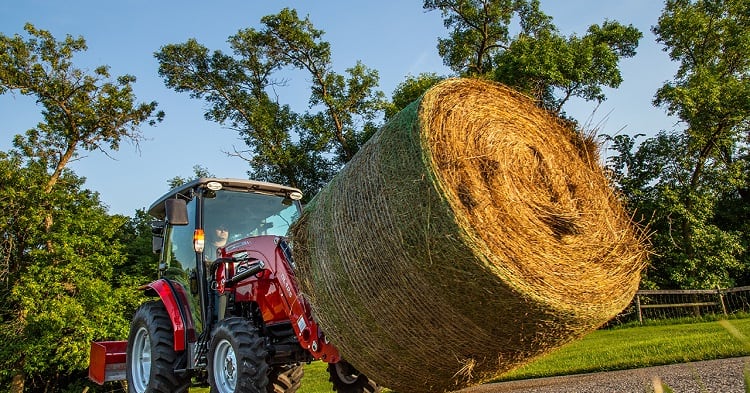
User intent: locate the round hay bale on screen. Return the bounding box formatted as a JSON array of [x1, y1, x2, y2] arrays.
[[290, 78, 647, 392]]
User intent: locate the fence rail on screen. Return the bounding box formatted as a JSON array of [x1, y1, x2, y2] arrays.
[[612, 286, 750, 325]]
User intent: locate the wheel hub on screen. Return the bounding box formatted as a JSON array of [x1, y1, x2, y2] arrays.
[[213, 340, 238, 393], [224, 350, 236, 379], [131, 327, 152, 393]]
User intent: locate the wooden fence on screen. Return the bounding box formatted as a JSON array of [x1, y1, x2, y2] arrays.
[[612, 286, 750, 325]]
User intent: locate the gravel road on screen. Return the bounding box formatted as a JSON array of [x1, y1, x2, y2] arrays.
[[455, 356, 747, 393]]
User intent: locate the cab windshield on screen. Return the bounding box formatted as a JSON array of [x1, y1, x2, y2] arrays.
[[202, 189, 300, 244]]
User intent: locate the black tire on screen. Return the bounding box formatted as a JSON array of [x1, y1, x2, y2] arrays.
[[126, 300, 190, 393], [208, 318, 270, 393], [267, 364, 304, 393], [328, 361, 380, 393]]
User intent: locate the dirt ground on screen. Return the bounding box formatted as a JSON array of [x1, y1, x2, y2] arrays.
[[455, 356, 748, 393]]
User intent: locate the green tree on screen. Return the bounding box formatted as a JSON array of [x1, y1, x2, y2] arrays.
[[607, 132, 745, 288], [167, 164, 215, 189], [117, 208, 160, 285], [385, 72, 446, 121], [0, 24, 163, 392], [156, 8, 386, 198], [607, 0, 749, 288], [0, 153, 134, 392], [0, 23, 163, 194], [424, 0, 642, 115], [425, 0, 522, 76]]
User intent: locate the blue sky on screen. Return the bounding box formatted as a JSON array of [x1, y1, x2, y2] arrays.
[[1, 1, 678, 216]]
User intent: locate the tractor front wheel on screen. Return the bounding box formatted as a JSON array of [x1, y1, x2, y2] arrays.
[[328, 361, 380, 393], [126, 301, 190, 393], [208, 318, 270, 393]]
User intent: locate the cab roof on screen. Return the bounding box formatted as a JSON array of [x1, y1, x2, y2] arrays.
[[147, 178, 303, 219]]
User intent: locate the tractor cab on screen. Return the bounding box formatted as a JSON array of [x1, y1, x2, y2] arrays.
[[148, 178, 304, 353]]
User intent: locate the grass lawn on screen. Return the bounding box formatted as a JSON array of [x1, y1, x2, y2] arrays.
[[493, 317, 750, 382], [192, 317, 750, 392], [298, 361, 332, 393]]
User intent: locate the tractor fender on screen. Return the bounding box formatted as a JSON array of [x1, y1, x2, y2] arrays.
[[139, 279, 195, 351]]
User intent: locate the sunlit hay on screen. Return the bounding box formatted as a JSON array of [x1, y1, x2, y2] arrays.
[[290, 78, 648, 393]]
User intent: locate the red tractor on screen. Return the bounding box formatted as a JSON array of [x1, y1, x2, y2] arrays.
[[89, 178, 378, 393]]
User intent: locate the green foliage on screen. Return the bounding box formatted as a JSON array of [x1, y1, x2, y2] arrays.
[[424, 0, 641, 114], [0, 154, 133, 391], [606, 0, 749, 289], [609, 131, 745, 288], [0, 23, 163, 191], [384, 73, 446, 121], [155, 8, 386, 199], [117, 208, 159, 281], [167, 164, 215, 189], [495, 19, 641, 114], [0, 23, 163, 392], [425, 0, 518, 75]]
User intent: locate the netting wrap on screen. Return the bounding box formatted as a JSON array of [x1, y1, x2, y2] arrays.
[[290, 78, 647, 392]]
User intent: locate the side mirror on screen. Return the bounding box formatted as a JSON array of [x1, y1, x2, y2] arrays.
[[152, 236, 164, 255], [151, 220, 165, 235], [165, 199, 189, 226], [151, 220, 165, 254]]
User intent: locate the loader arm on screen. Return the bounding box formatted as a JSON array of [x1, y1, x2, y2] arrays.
[[216, 236, 341, 363]]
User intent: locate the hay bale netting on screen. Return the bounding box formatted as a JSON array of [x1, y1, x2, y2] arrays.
[[290, 78, 647, 392]]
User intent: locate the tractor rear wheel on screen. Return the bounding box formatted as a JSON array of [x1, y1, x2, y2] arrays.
[[208, 318, 270, 393], [126, 301, 190, 393], [267, 364, 304, 393], [328, 361, 380, 393]]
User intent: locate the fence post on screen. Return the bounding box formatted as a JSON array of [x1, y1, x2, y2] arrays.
[[717, 287, 728, 316], [635, 293, 643, 324]]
